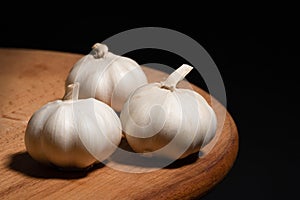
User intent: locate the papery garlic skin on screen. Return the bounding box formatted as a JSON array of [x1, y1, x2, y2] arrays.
[[25, 83, 122, 169], [66, 43, 148, 111], [120, 65, 217, 159]]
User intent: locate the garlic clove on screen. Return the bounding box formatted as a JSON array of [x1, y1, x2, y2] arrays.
[[120, 64, 217, 160], [65, 43, 148, 111], [75, 98, 122, 163], [25, 101, 60, 165], [25, 83, 122, 169]]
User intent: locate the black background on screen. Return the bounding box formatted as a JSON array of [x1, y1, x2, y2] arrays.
[[1, 6, 298, 199]]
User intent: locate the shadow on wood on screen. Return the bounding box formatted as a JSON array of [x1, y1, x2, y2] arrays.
[[108, 138, 199, 169], [165, 152, 200, 169], [7, 151, 104, 179]]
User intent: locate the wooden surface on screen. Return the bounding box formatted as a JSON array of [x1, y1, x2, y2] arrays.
[[0, 48, 238, 200]]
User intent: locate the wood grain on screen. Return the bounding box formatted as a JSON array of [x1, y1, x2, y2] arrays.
[[0, 48, 238, 200]]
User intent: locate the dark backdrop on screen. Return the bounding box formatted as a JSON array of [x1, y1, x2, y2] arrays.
[[1, 8, 298, 199]]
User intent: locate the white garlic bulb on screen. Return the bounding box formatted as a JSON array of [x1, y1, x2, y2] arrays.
[[66, 43, 148, 111], [120, 64, 217, 159], [25, 83, 122, 169]]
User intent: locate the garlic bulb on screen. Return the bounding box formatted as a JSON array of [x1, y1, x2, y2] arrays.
[[66, 43, 148, 111], [120, 64, 217, 159], [25, 83, 122, 169]]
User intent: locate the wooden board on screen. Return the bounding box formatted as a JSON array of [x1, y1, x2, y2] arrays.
[[0, 48, 238, 199]]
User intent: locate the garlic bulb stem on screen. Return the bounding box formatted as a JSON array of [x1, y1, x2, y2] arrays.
[[63, 82, 79, 101], [92, 43, 109, 58], [161, 64, 193, 91]]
